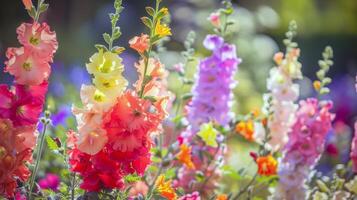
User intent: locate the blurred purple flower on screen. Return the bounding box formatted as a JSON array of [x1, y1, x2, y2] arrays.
[[38, 105, 71, 131], [69, 64, 91, 89], [38, 173, 60, 191]]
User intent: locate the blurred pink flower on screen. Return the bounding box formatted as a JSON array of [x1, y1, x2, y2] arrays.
[[38, 173, 60, 191], [178, 191, 201, 200]]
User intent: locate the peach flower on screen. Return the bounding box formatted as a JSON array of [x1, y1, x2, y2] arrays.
[[5, 47, 50, 85], [129, 34, 150, 54]]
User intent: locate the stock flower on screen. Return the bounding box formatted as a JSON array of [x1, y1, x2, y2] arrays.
[[0, 118, 35, 197], [155, 175, 177, 200], [103, 91, 163, 152], [256, 154, 277, 176], [186, 35, 241, 130], [178, 191, 200, 200], [129, 34, 150, 53], [16, 22, 58, 61], [208, 12, 220, 27], [235, 120, 254, 141], [5, 47, 51, 85], [76, 126, 108, 155], [177, 144, 195, 169], [274, 98, 334, 200], [155, 20, 172, 38]]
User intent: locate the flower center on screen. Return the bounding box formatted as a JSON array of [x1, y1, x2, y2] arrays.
[[29, 36, 40, 45], [22, 62, 32, 71]]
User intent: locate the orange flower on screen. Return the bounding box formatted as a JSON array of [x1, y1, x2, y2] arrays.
[[273, 52, 284, 65], [235, 120, 254, 141], [177, 144, 195, 169], [256, 154, 277, 176], [155, 175, 177, 200], [22, 0, 33, 10], [216, 194, 228, 200], [313, 80, 321, 91], [129, 34, 150, 54]]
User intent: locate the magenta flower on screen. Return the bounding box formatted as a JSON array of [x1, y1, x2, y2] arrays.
[[38, 173, 60, 191]]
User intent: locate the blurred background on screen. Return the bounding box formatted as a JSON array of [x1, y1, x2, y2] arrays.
[[1, 0, 357, 196]]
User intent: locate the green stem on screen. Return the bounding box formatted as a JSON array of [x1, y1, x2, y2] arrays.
[[71, 173, 76, 200], [28, 120, 49, 200], [232, 172, 258, 200], [34, 0, 43, 22]]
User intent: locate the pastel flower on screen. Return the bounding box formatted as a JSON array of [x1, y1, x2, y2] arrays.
[[38, 173, 60, 191], [16, 22, 58, 61], [155, 20, 172, 38], [177, 144, 195, 170], [76, 126, 108, 155], [129, 34, 150, 53], [128, 181, 149, 198], [256, 154, 277, 176], [155, 175, 177, 200], [208, 12, 221, 28], [197, 123, 218, 148], [178, 191, 201, 200], [5, 47, 50, 85]]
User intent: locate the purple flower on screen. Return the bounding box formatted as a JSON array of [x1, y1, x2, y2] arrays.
[[186, 35, 241, 130], [38, 173, 60, 191]]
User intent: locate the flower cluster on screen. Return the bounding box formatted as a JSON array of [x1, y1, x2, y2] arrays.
[[176, 34, 241, 195], [186, 34, 241, 131], [68, 0, 170, 193], [274, 98, 334, 200], [0, 20, 57, 197]]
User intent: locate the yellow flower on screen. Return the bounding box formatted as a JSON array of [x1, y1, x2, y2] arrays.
[[155, 175, 177, 200], [313, 80, 321, 91], [159, 7, 169, 15], [197, 122, 218, 148], [177, 144, 195, 169], [155, 20, 171, 38]]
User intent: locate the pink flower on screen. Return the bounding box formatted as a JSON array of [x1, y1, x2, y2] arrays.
[[351, 122, 357, 173], [178, 191, 201, 200], [16, 23, 58, 61], [208, 12, 221, 28], [5, 47, 51, 85], [76, 126, 108, 155], [129, 181, 149, 198], [38, 173, 60, 191]]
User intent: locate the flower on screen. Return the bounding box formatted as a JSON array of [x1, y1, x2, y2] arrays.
[[273, 99, 334, 199], [186, 35, 241, 131], [129, 34, 150, 53], [38, 173, 60, 191], [177, 144, 195, 170], [350, 122, 357, 173], [22, 0, 33, 10], [155, 20, 172, 38], [256, 154, 277, 176], [235, 120, 254, 141], [5, 47, 51, 85], [129, 181, 149, 198], [155, 175, 177, 200], [76, 126, 108, 155], [16, 22, 58, 61], [216, 194, 228, 200], [197, 123, 218, 148], [178, 191, 201, 200], [208, 12, 221, 28], [103, 91, 163, 152], [313, 80, 321, 91]]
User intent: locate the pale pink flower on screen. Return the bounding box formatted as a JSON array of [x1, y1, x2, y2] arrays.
[[76, 126, 108, 155], [16, 22, 58, 62], [129, 34, 150, 54], [128, 181, 149, 198], [208, 12, 221, 28], [5, 47, 50, 85]]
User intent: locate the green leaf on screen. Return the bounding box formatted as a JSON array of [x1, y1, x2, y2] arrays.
[[197, 122, 218, 148], [124, 173, 141, 184], [103, 33, 111, 45], [145, 7, 155, 16], [27, 7, 36, 19], [95, 44, 108, 51], [39, 3, 49, 13], [113, 27, 121, 39], [141, 17, 153, 28], [181, 93, 193, 101], [46, 135, 59, 151]]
